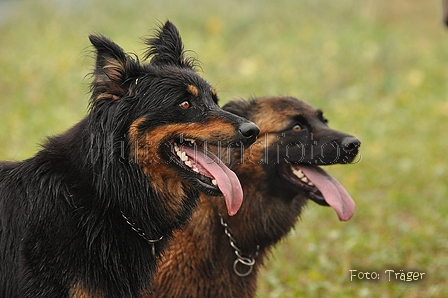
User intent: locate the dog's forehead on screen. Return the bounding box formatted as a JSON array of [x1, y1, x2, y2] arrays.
[[261, 97, 318, 117], [139, 67, 215, 100], [251, 97, 322, 133], [185, 79, 214, 96], [173, 71, 214, 97], [144, 65, 210, 86]]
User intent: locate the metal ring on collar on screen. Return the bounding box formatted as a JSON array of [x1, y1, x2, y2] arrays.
[[233, 259, 254, 277]]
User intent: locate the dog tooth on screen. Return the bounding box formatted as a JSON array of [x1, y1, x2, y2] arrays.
[[192, 167, 199, 173], [184, 138, 195, 144], [302, 176, 309, 183], [308, 181, 314, 186], [185, 160, 192, 168], [181, 152, 189, 161], [292, 169, 304, 179], [212, 179, 217, 185]]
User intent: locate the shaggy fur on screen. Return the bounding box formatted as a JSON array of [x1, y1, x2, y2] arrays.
[[149, 96, 361, 298], [0, 22, 259, 298]]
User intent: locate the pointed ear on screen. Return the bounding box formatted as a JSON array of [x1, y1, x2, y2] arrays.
[[222, 99, 255, 120], [89, 34, 139, 101], [143, 21, 195, 69]]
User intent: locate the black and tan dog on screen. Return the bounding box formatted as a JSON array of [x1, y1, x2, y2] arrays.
[[150, 96, 360, 298], [0, 22, 259, 297]]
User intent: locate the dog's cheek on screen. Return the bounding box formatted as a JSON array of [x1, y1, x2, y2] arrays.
[[152, 169, 189, 216]]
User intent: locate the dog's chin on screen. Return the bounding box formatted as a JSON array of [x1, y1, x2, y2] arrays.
[[278, 163, 329, 207]]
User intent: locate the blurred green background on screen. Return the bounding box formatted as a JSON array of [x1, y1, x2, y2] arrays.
[[1, 0, 447, 297]]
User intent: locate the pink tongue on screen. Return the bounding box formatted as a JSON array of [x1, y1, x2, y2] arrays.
[[295, 165, 355, 221], [181, 146, 243, 216]]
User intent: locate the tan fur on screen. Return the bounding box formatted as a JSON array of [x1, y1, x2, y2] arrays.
[[252, 97, 316, 134], [70, 283, 102, 298], [187, 84, 199, 96]]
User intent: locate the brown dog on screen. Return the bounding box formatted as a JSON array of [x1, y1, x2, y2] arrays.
[[149, 96, 361, 298]]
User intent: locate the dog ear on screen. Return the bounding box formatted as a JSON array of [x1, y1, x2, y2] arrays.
[[143, 21, 195, 69], [222, 100, 254, 120], [89, 34, 139, 102]]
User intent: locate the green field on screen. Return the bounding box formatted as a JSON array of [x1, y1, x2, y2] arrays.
[[1, 0, 447, 297]]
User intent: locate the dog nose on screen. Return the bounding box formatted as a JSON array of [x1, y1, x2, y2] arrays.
[[238, 122, 260, 142], [341, 137, 361, 154]]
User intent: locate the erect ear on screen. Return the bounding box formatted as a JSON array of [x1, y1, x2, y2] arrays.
[[143, 21, 195, 69], [222, 99, 255, 121], [89, 34, 140, 102]]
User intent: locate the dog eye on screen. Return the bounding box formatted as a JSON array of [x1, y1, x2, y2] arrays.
[[292, 124, 302, 131], [179, 101, 191, 109]]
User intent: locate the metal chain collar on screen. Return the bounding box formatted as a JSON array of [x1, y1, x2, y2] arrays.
[[121, 212, 163, 257], [219, 214, 260, 277]]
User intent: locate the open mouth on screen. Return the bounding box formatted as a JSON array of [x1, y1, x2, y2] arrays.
[[165, 137, 243, 216], [280, 163, 355, 221]]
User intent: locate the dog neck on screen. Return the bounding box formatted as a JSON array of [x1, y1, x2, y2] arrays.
[[149, 195, 264, 298], [218, 213, 260, 277], [121, 212, 163, 257]]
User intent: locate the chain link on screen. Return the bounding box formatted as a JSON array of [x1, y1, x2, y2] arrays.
[[121, 212, 163, 257], [219, 214, 259, 277]]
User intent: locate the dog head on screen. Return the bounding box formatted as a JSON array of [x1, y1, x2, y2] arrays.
[[87, 21, 259, 219], [223, 96, 360, 221]]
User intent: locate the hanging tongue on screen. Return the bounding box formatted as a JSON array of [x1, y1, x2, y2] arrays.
[[181, 146, 243, 216], [295, 165, 355, 221]]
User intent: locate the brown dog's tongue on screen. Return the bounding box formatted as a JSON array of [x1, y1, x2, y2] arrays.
[[182, 146, 243, 216], [296, 165, 355, 221]]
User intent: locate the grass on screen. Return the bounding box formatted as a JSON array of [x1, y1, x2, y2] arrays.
[[1, 0, 447, 296]]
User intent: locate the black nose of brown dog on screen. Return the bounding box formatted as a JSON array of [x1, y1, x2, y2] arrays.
[[238, 122, 260, 144], [341, 137, 361, 155]]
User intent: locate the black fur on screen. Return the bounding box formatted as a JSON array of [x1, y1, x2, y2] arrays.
[[0, 21, 258, 297]]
